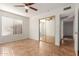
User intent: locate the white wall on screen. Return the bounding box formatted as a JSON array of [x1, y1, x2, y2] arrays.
[[0, 10, 29, 43], [29, 17, 39, 40]]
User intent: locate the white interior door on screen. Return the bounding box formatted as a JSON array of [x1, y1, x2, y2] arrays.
[[73, 7, 78, 56]]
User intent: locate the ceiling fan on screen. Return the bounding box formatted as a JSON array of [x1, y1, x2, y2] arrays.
[[14, 3, 38, 13]]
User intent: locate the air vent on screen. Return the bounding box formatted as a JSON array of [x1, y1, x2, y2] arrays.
[[64, 6, 71, 10]]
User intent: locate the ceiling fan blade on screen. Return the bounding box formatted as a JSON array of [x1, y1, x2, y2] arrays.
[[14, 5, 24, 7], [24, 3, 34, 6], [29, 7, 38, 11]]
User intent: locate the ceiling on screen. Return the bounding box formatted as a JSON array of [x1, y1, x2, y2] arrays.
[[0, 3, 72, 17], [60, 11, 74, 22]]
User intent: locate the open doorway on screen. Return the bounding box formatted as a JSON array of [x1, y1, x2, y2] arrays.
[[60, 11, 75, 55], [39, 16, 55, 43]]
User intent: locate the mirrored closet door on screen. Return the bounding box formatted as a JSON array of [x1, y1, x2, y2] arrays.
[[39, 16, 55, 43]]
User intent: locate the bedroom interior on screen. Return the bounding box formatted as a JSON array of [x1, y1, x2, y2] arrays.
[[0, 3, 78, 56]]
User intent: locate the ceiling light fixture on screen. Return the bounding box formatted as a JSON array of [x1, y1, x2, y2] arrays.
[[25, 6, 29, 9]]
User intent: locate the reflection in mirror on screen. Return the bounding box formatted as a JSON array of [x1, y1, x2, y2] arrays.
[[40, 19, 46, 43]]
